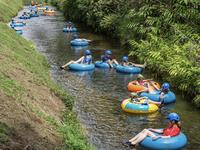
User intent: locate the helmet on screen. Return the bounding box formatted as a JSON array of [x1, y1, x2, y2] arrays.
[[137, 74, 144, 80], [130, 92, 138, 97], [85, 50, 91, 55], [122, 56, 128, 62], [105, 50, 112, 55], [162, 82, 170, 90], [167, 113, 180, 122]]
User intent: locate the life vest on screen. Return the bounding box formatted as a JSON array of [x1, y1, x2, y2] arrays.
[[138, 80, 146, 86], [163, 125, 180, 137], [101, 55, 112, 62], [83, 55, 92, 64]]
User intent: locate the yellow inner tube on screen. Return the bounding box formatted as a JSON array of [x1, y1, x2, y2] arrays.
[[121, 99, 158, 114]]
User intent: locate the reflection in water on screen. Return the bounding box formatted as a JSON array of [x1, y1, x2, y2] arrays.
[[19, 6, 200, 150]]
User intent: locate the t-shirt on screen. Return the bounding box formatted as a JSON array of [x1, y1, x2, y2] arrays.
[[163, 125, 180, 137]]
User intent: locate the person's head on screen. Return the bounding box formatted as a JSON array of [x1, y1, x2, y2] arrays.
[[84, 50, 91, 56], [105, 50, 112, 55], [137, 74, 144, 81], [167, 112, 181, 127], [130, 92, 139, 99], [122, 56, 128, 62], [162, 82, 170, 92]]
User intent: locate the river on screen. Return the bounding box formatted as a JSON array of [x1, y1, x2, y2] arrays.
[[17, 6, 200, 150]]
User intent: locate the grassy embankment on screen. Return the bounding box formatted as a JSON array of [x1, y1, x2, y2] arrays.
[[0, 0, 91, 149]]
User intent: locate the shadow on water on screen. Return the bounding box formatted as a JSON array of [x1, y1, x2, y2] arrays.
[[18, 6, 200, 150]]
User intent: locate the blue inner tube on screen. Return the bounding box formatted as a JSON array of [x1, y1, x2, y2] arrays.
[[116, 65, 142, 74], [10, 23, 25, 27], [19, 16, 31, 19], [95, 61, 110, 68], [15, 30, 23, 35], [30, 14, 39, 17], [140, 132, 187, 150], [63, 27, 77, 32], [69, 63, 95, 71], [71, 39, 89, 46], [140, 90, 176, 104]]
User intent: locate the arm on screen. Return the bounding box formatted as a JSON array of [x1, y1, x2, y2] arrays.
[[149, 128, 163, 134], [107, 60, 113, 68], [160, 135, 171, 138], [148, 99, 161, 105], [159, 92, 165, 101], [127, 62, 134, 66], [136, 89, 148, 94]]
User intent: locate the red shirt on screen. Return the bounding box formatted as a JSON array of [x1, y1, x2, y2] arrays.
[[163, 125, 180, 137]]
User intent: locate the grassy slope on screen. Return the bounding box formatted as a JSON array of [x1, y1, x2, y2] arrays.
[[0, 0, 91, 149]]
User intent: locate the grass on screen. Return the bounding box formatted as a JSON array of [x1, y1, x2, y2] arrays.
[[0, 122, 10, 143], [0, 0, 92, 149], [0, 0, 23, 23]]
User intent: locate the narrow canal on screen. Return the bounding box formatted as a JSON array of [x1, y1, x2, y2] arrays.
[[18, 6, 200, 150]]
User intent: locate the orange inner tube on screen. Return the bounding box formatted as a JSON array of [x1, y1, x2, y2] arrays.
[[127, 80, 160, 92], [44, 11, 55, 16]]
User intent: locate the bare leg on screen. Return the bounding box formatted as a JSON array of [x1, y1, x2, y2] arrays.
[[112, 59, 119, 65], [107, 60, 113, 68], [61, 60, 76, 68], [129, 129, 147, 142], [130, 129, 156, 145]]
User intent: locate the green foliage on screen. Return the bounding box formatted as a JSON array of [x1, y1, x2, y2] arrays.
[[0, 74, 25, 100], [0, 122, 10, 143], [59, 112, 92, 150]]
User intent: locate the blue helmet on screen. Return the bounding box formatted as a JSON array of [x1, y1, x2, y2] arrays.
[[105, 50, 112, 55], [85, 50, 91, 55], [162, 82, 170, 90], [122, 56, 128, 62], [167, 113, 180, 122]]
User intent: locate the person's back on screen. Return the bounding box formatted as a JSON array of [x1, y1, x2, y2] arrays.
[[101, 54, 112, 62], [121, 56, 129, 66], [83, 55, 92, 64]]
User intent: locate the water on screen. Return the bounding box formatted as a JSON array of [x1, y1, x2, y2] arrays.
[[18, 6, 200, 150]]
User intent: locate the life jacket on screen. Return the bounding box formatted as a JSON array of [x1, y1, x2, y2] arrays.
[[83, 55, 92, 64], [138, 80, 145, 86], [101, 55, 112, 62], [163, 125, 180, 137]]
